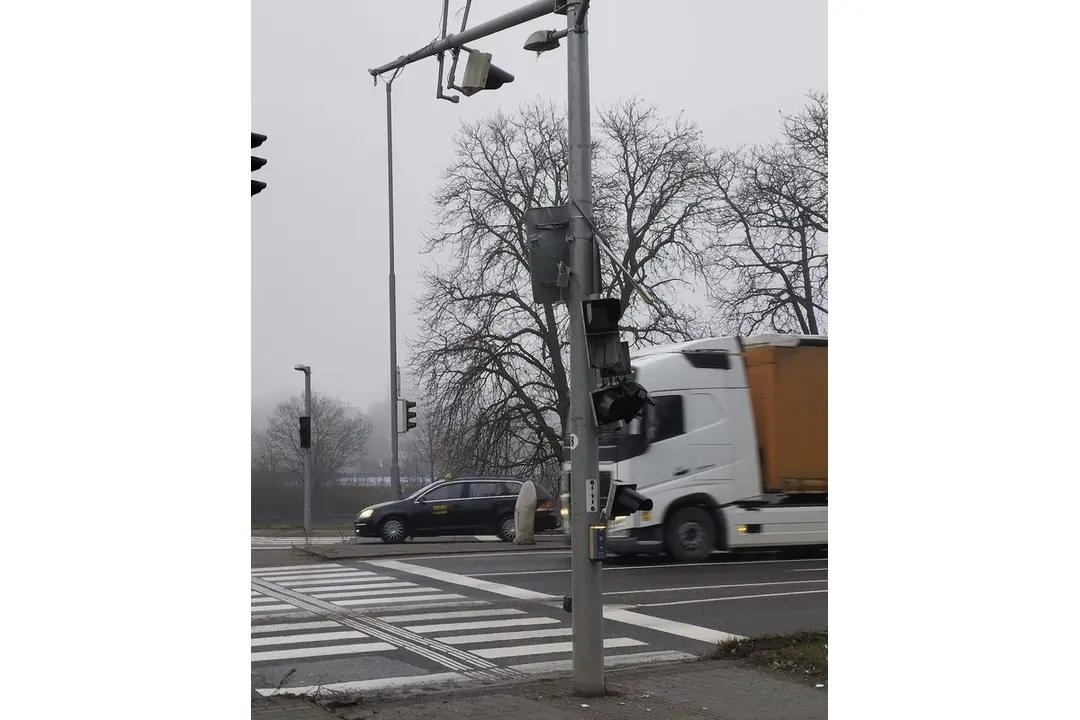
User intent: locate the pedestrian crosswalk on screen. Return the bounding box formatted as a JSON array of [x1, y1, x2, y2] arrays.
[[250, 562, 694, 695]]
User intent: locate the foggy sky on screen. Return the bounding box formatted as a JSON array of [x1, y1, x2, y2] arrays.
[[251, 0, 827, 421]]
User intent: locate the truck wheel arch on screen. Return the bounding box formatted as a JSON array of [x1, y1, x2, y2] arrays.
[[662, 494, 727, 551]]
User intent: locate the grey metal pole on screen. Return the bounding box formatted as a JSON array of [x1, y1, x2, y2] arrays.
[[566, 0, 603, 697], [368, 0, 552, 77], [303, 370, 313, 533], [386, 80, 402, 501]]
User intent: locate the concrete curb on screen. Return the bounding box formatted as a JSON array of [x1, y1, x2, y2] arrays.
[[296, 538, 568, 560]]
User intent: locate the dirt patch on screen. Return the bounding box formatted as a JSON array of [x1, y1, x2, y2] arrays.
[[711, 631, 827, 684]]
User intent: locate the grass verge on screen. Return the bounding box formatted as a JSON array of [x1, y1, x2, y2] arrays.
[[711, 631, 827, 681]]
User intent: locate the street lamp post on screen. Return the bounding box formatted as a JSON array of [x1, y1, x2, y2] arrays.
[[294, 364, 313, 533]]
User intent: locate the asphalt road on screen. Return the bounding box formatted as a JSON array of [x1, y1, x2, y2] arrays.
[[250, 546, 826, 697]]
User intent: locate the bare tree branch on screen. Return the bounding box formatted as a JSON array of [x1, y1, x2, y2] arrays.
[[261, 393, 371, 490]]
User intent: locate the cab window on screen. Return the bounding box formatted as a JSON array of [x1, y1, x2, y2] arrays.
[[646, 394, 685, 443], [419, 483, 464, 501]]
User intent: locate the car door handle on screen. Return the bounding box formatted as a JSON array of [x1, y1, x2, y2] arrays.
[[674, 467, 689, 477]]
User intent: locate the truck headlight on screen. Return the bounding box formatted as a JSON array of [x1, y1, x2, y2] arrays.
[[357, 508, 374, 520]]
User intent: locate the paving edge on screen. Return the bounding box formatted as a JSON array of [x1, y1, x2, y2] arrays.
[[255, 655, 707, 707]]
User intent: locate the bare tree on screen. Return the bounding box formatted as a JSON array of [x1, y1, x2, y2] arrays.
[[410, 98, 711, 473], [261, 393, 371, 490], [701, 92, 828, 335]]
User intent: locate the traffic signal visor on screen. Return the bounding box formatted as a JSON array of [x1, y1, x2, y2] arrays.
[[591, 380, 653, 427], [604, 480, 653, 519], [461, 51, 515, 96]]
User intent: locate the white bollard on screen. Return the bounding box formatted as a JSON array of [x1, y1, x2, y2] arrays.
[[513, 480, 537, 545]]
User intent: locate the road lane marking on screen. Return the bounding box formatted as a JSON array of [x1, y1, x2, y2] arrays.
[[603, 579, 827, 595], [311, 582, 423, 600], [251, 630, 368, 647], [475, 637, 644, 659], [250, 599, 491, 619], [510, 650, 696, 674], [251, 641, 396, 662], [333, 593, 465, 608], [636, 589, 828, 607], [437, 628, 573, 645], [251, 563, 345, 573], [287, 579, 408, 592], [255, 571, 370, 582], [251, 621, 341, 634], [472, 557, 827, 576], [603, 608, 745, 643], [406, 617, 562, 634], [369, 559, 558, 601], [376, 608, 526, 624], [790, 567, 828, 572]]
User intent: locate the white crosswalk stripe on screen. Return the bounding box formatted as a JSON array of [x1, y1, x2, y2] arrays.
[[250, 562, 694, 689]]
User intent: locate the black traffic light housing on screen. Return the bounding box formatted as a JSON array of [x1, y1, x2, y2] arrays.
[[582, 298, 630, 376], [252, 132, 267, 196], [298, 416, 311, 449], [460, 51, 515, 96], [604, 480, 653, 519], [398, 399, 417, 433], [591, 380, 653, 428]]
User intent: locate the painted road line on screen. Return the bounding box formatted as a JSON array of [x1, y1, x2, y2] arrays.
[[511, 650, 696, 674], [255, 571, 369, 582], [603, 608, 744, 643], [376, 608, 525, 624], [636, 588, 827, 607], [252, 565, 350, 576], [370, 550, 570, 562], [255, 672, 465, 698], [312, 586, 434, 600], [251, 630, 368, 647], [250, 594, 467, 614], [790, 567, 829, 572], [252, 596, 282, 605], [369, 559, 558, 601], [406, 617, 562, 634], [603, 579, 827, 595], [286, 577, 401, 591], [473, 535, 501, 542], [251, 621, 341, 634], [473, 557, 827, 576], [474, 637, 645, 659], [252, 563, 346, 573], [438, 628, 573, 645], [333, 593, 466, 608], [252, 600, 492, 619], [251, 641, 395, 663], [278, 578, 397, 587]]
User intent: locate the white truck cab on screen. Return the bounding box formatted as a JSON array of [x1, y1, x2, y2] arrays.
[[600, 334, 828, 561]]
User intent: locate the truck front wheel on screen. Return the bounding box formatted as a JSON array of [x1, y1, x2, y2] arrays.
[[665, 507, 715, 562]]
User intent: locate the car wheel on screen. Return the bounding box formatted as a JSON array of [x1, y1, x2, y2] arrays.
[[665, 507, 715, 562], [496, 514, 516, 542], [379, 517, 408, 544]]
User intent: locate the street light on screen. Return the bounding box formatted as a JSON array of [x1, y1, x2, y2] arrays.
[[523, 28, 567, 53], [294, 364, 313, 533]]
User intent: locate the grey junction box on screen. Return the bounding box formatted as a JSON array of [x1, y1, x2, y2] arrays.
[[524, 204, 572, 305]]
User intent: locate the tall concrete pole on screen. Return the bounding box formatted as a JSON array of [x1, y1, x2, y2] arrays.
[[385, 80, 402, 500], [302, 369, 313, 533], [565, 0, 604, 697]]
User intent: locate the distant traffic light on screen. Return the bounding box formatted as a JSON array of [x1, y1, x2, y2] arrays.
[[460, 51, 515, 96], [604, 480, 653, 519], [398, 399, 417, 433], [298, 415, 311, 449], [252, 132, 267, 196], [591, 380, 653, 427]]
